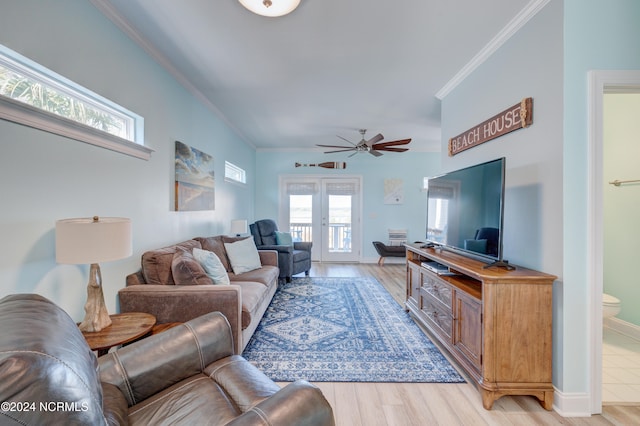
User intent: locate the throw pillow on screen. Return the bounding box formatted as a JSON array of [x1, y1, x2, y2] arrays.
[[171, 247, 214, 285], [275, 231, 293, 246], [195, 236, 233, 272], [224, 237, 262, 275], [192, 248, 231, 285]]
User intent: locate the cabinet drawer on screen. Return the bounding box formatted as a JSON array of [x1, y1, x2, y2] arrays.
[[420, 290, 453, 343], [422, 273, 453, 310]]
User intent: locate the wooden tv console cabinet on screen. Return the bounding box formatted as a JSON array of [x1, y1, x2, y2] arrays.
[[404, 244, 556, 410]]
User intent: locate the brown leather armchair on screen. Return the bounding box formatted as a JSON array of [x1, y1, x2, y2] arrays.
[[0, 294, 335, 426]]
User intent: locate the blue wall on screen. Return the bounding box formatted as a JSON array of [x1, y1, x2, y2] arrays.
[[255, 150, 441, 259], [440, 0, 640, 409], [563, 0, 640, 396], [0, 0, 256, 319], [2, 0, 640, 415], [441, 1, 563, 273]]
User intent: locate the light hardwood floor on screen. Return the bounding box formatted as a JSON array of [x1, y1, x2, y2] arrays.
[[283, 262, 640, 426]]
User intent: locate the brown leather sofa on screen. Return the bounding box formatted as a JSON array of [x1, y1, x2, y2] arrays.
[[0, 294, 335, 425], [119, 236, 279, 353]]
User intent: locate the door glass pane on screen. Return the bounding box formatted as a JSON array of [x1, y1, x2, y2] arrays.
[[328, 194, 351, 253], [427, 198, 449, 244], [289, 195, 312, 242]]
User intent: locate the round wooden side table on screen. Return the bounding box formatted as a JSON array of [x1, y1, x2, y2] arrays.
[[81, 312, 156, 356]]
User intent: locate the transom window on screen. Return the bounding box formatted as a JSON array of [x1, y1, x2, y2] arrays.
[[0, 44, 150, 160], [225, 161, 246, 184]]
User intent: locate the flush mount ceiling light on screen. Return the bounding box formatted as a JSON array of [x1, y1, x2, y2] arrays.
[[238, 0, 301, 17]]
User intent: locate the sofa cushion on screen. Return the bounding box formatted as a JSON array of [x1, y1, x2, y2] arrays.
[[193, 248, 230, 285], [234, 281, 274, 330], [142, 240, 202, 285], [225, 237, 262, 275], [128, 374, 240, 426], [172, 247, 214, 286], [230, 265, 279, 287]]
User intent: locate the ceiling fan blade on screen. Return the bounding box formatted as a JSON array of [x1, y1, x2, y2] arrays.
[[372, 138, 412, 148], [322, 148, 358, 154], [317, 144, 355, 149], [369, 150, 384, 157], [348, 151, 360, 158], [337, 135, 357, 146], [375, 147, 409, 153], [366, 133, 384, 145]]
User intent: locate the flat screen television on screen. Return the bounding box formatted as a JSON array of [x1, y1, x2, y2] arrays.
[[425, 157, 511, 269]]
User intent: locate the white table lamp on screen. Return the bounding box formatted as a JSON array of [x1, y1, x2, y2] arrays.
[[56, 216, 132, 332], [230, 219, 248, 237]]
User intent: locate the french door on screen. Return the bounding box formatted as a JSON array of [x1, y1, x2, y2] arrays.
[[280, 176, 361, 262]]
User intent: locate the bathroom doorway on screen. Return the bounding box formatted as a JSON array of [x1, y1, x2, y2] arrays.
[[588, 70, 640, 413], [601, 91, 640, 404]]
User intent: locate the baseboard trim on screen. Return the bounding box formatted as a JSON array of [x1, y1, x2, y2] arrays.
[[604, 317, 640, 341], [552, 387, 591, 417], [362, 256, 406, 264]]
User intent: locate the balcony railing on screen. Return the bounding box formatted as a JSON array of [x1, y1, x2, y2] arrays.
[[289, 223, 311, 242], [290, 222, 352, 252]]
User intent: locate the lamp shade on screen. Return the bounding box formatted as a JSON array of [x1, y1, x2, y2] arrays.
[[230, 219, 248, 236], [56, 216, 132, 265], [238, 0, 300, 17]]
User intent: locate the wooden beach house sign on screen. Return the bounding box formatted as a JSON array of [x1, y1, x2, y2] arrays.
[[448, 97, 533, 156]]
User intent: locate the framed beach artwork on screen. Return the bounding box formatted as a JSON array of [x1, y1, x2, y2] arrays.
[[384, 178, 404, 204], [175, 141, 215, 211]]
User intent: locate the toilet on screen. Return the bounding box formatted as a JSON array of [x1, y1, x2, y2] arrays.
[[602, 293, 621, 319]]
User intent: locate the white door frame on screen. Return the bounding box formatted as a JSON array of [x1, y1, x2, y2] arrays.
[[587, 70, 640, 414], [279, 174, 363, 263], [320, 177, 362, 262]]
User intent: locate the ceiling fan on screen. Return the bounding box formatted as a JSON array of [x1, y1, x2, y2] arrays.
[[317, 129, 411, 157]]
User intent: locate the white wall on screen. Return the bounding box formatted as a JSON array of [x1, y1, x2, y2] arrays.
[[440, 0, 564, 384], [0, 0, 255, 320]]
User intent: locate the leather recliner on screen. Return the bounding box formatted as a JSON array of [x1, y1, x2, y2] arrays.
[[0, 294, 334, 425], [250, 219, 312, 282]]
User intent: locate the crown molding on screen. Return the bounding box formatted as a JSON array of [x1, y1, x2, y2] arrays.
[[89, 0, 257, 149], [435, 0, 551, 100]]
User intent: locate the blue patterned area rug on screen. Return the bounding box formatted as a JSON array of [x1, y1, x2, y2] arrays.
[[242, 276, 465, 383]]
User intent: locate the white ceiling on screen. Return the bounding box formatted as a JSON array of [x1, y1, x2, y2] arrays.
[[95, 0, 532, 154]]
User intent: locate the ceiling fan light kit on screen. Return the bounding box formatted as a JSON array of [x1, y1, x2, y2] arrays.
[[238, 0, 301, 17], [317, 129, 411, 158]]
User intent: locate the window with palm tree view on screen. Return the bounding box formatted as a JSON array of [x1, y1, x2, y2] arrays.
[[0, 44, 146, 158]]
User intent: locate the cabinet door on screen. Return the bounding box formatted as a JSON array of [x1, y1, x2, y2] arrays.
[[406, 262, 422, 308], [453, 290, 482, 373]]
